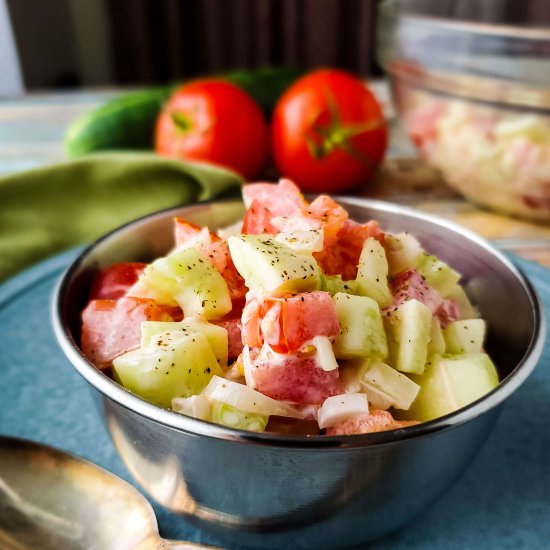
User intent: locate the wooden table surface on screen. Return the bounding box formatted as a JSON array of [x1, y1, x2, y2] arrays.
[[1, 82, 549, 268]]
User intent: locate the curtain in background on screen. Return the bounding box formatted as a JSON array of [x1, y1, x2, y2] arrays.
[[105, 0, 382, 85]]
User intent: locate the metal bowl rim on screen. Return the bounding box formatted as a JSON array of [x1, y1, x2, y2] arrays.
[[52, 196, 546, 449]]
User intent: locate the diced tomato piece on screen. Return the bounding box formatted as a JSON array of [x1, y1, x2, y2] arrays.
[[242, 178, 306, 217], [213, 316, 244, 360], [252, 355, 342, 404], [173, 218, 247, 301], [241, 294, 263, 348], [241, 291, 340, 354], [174, 217, 220, 248], [314, 219, 384, 280], [434, 299, 460, 328], [241, 199, 277, 235], [81, 297, 174, 369], [89, 263, 147, 300], [302, 195, 348, 247], [325, 410, 419, 435], [390, 269, 443, 314]]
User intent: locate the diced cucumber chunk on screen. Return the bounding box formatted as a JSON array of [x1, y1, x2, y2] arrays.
[[445, 284, 479, 320], [428, 318, 446, 355], [275, 230, 324, 253], [340, 359, 420, 410], [320, 273, 358, 296], [113, 332, 222, 408], [416, 253, 461, 297], [355, 238, 392, 307], [385, 299, 432, 375], [443, 319, 486, 355], [129, 248, 231, 320], [141, 318, 228, 367], [333, 293, 388, 360], [228, 235, 320, 296], [401, 353, 499, 421], [384, 232, 423, 276], [211, 402, 268, 432]]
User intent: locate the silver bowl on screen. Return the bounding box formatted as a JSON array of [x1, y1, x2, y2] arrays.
[[53, 198, 545, 549]]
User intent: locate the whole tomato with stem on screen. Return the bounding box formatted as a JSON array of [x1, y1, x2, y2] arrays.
[[155, 80, 268, 179], [272, 69, 388, 192]]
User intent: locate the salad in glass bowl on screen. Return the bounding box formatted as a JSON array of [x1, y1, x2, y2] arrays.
[[403, 88, 550, 221], [80, 180, 498, 435]]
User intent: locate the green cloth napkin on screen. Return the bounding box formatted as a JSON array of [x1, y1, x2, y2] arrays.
[[0, 153, 243, 281]]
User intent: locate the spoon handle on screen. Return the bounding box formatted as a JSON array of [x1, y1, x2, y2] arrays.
[[161, 542, 222, 550]]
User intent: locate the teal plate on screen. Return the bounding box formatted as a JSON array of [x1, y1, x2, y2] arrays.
[[1, 249, 549, 549]]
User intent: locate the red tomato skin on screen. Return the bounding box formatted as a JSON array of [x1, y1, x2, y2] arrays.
[[242, 178, 306, 217], [81, 297, 174, 368], [272, 69, 388, 192], [156, 80, 268, 179], [252, 356, 342, 405], [241, 199, 277, 235], [241, 291, 340, 354], [314, 219, 384, 280], [89, 263, 147, 300]]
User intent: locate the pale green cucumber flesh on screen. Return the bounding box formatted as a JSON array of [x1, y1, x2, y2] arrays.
[[113, 332, 222, 407], [443, 319, 486, 355], [228, 235, 320, 296], [333, 293, 388, 360]]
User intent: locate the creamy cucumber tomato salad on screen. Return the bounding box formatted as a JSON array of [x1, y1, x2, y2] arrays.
[[81, 180, 498, 435]]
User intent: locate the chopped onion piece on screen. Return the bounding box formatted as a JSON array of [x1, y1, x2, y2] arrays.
[[172, 395, 212, 421], [318, 393, 369, 429], [202, 376, 303, 418], [311, 336, 339, 372], [360, 385, 393, 411], [242, 345, 256, 389]]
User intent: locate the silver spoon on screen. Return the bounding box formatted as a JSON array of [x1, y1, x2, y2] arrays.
[[0, 436, 220, 550]]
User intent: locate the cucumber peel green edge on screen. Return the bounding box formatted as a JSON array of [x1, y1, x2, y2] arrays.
[[65, 66, 302, 157]]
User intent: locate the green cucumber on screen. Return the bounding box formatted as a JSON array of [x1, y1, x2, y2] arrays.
[[443, 319, 486, 355], [446, 284, 479, 320], [112, 331, 222, 407], [211, 402, 268, 432], [65, 67, 301, 157], [384, 232, 423, 276], [385, 299, 432, 375], [355, 238, 392, 307], [228, 234, 320, 296], [141, 318, 228, 367], [320, 273, 358, 296], [130, 248, 232, 320], [401, 353, 499, 421], [333, 293, 388, 360], [416, 253, 461, 297], [428, 318, 446, 356]]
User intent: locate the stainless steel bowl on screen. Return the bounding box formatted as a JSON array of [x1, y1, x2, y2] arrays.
[[52, 198, 545, 549]]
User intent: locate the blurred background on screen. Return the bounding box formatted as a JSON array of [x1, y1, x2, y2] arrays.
[[4, 0, 550, 93]]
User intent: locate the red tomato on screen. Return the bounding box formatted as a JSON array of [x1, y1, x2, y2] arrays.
[[241, 291, 340, 354], [252, 356, 342, 405], [242, 178, 306, 216], [81, 297, 174, 368], [156, 80, 268, 179], [213, 316, 244, 360], [314, 219, 384, 280], [241, 199, 277, 235], [325, 410, 418, 435], [272, 69, 388, 192], [89, 263, 147, 300]]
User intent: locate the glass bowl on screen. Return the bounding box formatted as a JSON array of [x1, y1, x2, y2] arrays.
[[377, 0, 550, 221]]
